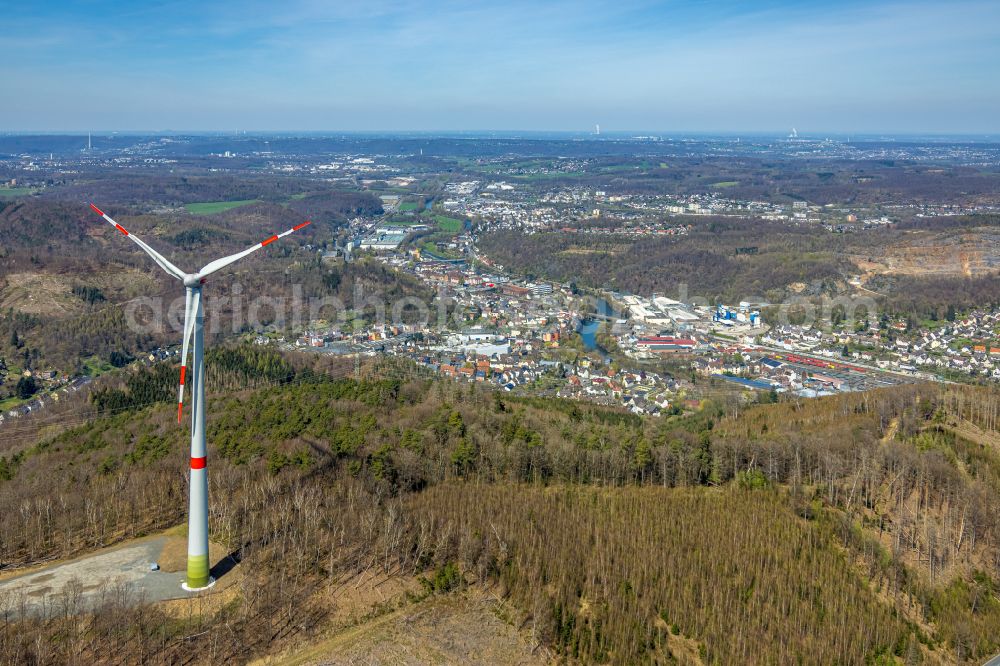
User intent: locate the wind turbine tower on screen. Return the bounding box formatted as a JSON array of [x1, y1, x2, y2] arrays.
[[88, 203, 311, 590]]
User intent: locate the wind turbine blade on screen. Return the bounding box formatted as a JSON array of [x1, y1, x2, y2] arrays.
[[89, 203, 186, 280], [176, 289, 200, 423], [198, 220, 311, 278]]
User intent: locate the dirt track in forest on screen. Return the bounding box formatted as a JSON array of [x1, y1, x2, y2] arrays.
[[254, 588, 548, 666]]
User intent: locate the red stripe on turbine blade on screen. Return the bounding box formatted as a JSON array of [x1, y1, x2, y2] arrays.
[[89, 203, 105, 217], [292, 221, 311, 231], [190, 457, 207, 470], [261, 234, 279, 246], [114, 223, 129, 236], [177, 402, 183, 423], [179, 366, 186, 385]]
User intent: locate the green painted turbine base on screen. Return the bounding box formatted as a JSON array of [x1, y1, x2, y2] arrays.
[[187, 554, 210, 589]]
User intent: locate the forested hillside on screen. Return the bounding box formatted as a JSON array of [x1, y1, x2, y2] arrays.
[[478, 220, 1000, 318], [1, 348, 999, 663], [0, 197, 426, 388], [38, 174, 356, 209], [871, 272, 1000, 321], [479, 222, 851, 302]]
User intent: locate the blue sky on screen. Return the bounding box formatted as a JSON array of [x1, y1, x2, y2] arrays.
[[2, 0, 999, 132]]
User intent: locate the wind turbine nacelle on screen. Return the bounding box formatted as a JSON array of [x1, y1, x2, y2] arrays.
[[184, 274, 206, 288]]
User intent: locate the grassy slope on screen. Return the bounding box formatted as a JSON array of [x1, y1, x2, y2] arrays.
[[184, 199, 260, 214], [0, 187, 39, 198], [435, 214, 463, 231]]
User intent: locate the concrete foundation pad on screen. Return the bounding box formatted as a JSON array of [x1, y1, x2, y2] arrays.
[[181, 577, 217, 593], [0, 534, 233, 617]]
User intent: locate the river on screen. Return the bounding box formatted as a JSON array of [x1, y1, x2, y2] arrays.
[[576, 296, 617, 363]]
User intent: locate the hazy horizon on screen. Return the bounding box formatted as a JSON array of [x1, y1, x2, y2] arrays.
[[3, 129, 1000, 139], [3, 0, 999, 133]]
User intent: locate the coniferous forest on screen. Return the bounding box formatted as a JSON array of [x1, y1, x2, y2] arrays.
[[1, 347, 999, 663]]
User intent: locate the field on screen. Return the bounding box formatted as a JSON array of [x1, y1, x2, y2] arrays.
[[421, 241, 463, 259], [81, 355, 114, 376], [0, 187, 39, 197], [514, 171, 586, 180], [184, 199, 260, 215], [388, 217, 430, 227], [435, 214, 464, 232], [0, 395, 23, 412], [397, 201, 419, 212], [711, 180, 738, 188]]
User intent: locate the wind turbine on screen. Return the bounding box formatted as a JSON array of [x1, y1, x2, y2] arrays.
[[88, 203, 311, 590]]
